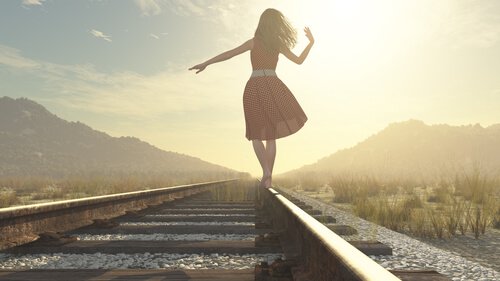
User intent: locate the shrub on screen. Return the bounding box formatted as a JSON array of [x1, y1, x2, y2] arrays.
[[428, 208, 446, 238], [329, 176, 357, 203], [493, 204, 500, 230], [458, 200, 472, 235], [428, 183, 452, 204], [328, 174, 383, 203], [408, 208, 433, 238], [403, 194, 424, 209], [299, 172, 324, 192], [0, 189, 19, 208], [444, 198, 464, 236], [454, 167, 498, 204], [353, 196, 376, 220]]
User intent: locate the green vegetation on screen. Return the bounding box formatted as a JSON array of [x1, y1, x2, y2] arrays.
[[274, 168, 500, 239]]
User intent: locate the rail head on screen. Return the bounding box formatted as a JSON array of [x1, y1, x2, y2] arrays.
[[266, 187, 401, 281]]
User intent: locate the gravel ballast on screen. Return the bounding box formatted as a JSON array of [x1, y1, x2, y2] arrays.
[[120, 222, 255, 226], [0, 253, 282, 270], [75, 233, 255, 241], [144, 214, 253, 217]]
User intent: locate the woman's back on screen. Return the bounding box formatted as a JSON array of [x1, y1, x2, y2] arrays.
[[251, 37, 278, 70]]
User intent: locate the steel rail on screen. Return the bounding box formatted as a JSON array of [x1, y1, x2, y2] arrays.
[[0, 179, 239, 250], [259, 187, 401, 281]]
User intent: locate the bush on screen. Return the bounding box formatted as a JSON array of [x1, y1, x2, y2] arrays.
[[427, 183, 452, 204], [329, 174, 383, 203], [408, 208, 433, 238], [403, 194, 424, 209], [329, 176, 357, 203], [353, 196, 376, 220], [494, 205, 500, 230], [299, 173, 324, 192], [454, 167, 498, 204], [0, 189, 19, 208]]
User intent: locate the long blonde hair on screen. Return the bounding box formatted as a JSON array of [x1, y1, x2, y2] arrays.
[[254, 8, 297, 53]]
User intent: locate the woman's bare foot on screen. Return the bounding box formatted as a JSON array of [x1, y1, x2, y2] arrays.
[[260, 174, 272, 188], [264, 175, 272, 188], [259, 175, 268, 188]]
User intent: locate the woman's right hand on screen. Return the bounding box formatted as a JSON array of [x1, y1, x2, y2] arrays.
[[304, 27, 314, 44], [189, 63, 207, 74]]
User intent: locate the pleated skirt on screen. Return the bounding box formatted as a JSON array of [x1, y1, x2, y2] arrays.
[[243, 75, 307, 140]]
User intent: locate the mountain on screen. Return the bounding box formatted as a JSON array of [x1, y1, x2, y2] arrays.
[[282, 119, 500, 181], [0, 96, 239, 178]]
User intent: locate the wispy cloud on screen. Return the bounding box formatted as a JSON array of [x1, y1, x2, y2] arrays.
[[150, 32, 168, 39], [22, 0, 45, 6], [0, 45, 40, 69], [165, 0, 205, 17], [135, 0, 162, 16], [134, 0, 213, 18], [90, 29, 112, 42], [0, 44, 237, 118]]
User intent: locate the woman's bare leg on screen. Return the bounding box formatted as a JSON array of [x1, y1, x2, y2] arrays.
[[252, 140, 271, 186], [265, 140, 276, 187]]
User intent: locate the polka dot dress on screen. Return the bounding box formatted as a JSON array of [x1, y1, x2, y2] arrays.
[[243, 36, 308, 140]]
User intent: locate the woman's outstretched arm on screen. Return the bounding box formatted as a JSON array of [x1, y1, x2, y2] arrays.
[[281, 27, 314, 65], [189, 39, 254, 74]]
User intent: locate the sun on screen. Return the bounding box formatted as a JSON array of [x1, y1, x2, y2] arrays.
[[285, 0, 430, 71]]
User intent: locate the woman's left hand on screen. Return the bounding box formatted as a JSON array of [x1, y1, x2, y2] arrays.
[[304, 27, 314, 44]]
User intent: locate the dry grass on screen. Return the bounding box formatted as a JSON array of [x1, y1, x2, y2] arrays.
[[0, 173, 243, 208], [208, 179, 255, 201], [0, 188, 20, 208], [278, 168, 500, 239]]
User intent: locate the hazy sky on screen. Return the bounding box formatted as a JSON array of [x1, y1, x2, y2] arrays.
[[1, 0, 499, 176]]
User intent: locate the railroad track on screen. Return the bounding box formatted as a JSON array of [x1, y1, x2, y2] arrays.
[[0, 179, 451, 280]]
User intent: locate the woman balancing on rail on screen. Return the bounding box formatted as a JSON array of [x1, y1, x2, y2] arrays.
[[189, 8, 314, 188]]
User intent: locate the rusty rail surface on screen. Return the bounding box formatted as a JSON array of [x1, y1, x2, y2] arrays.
[[258, 187, 401, 281], [0, 179, 239, 250]]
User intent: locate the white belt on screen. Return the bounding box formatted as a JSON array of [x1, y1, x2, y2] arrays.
[[251, 69, 277, 77]]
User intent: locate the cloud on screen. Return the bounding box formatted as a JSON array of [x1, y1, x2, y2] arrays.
[[0, 45, 40, 69], [38, 66, 228, 117], [150, 33, 168, 39], [134, 0, 206, 17], [165, 0, 205, 17], [22, 0, 45, 6], [134, 0, 216, 18], [135, 0, 162, 16], [0, 44, 239, 118], [90, 29, 112, 42]]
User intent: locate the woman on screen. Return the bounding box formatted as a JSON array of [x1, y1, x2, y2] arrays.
[[189, 8, 314, 188]]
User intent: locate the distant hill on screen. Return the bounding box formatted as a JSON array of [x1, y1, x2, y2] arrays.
[[0, 96, 239, 179], [281, 119, 500, 181]]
